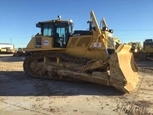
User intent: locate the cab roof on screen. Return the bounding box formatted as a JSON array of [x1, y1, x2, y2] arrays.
[[36, 19, 73, 28], [37, 19, 72, 24]]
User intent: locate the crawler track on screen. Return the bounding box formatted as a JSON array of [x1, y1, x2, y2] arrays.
[[23, 52, 89, 83]]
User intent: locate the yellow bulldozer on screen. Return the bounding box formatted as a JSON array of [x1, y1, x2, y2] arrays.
[[139, 39, 153, 60], [23, 11, 139, 93]]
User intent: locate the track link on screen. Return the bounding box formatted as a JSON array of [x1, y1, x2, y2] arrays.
[[23, 52, 89, 83]]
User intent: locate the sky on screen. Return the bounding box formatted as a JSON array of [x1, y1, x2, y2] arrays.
[[0, 0, 153, 48]]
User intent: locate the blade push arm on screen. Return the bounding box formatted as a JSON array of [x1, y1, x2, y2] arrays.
[[90, 11, 109, 56], [90, 11, 107, 48]]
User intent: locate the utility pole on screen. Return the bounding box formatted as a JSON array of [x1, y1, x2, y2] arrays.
[[10, 39, 12, 44]]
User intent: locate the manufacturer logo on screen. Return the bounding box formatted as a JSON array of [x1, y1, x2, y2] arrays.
[[44, 40, 49, 45]]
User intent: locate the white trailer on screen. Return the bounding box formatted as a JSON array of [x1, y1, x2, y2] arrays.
[[0, 43, 14, 49]]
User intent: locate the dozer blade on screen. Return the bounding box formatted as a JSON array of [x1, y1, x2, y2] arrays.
[[109, 44, 139, 93]]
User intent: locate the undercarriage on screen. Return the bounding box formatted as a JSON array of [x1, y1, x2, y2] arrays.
[[23, 51, 111, 85]]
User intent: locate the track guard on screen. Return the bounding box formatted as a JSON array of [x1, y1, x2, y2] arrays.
[[109, 44, 139, 93]]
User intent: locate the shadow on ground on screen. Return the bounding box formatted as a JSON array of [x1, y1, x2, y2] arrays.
[[136, 60, 153, 68], [0, 55, 25, 62], [0, 71, 123, 96]]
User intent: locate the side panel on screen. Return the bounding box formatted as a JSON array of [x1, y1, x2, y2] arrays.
[[85, 31, 108, 60], [66, 31, 109, 60], [66, 35, 92, 56], [24, 36, 56, 51]]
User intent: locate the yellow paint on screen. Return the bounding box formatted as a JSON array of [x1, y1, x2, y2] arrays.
[[144, 45, 153, 53]]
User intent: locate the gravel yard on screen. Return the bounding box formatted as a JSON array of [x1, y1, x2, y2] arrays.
[[0, 54, 153, 115]]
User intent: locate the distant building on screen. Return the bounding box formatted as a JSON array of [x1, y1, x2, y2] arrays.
[[0, 43, 14, 49]]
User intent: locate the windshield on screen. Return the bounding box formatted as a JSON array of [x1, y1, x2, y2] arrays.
[[56, 27, 66, 38], [56, 23, 70, 43], [43, 24, 53, 36]]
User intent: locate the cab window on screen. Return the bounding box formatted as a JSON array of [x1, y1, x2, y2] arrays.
[[43, 24, 53, 36]]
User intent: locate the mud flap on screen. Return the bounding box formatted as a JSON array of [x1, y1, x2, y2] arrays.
[[109, 44, 139, 93]]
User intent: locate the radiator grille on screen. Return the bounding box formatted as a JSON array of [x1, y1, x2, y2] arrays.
[[67, 37, 78, 47], [35, 37, 42, 48], [76, 37, 91, 47], [107, 36, 114, 48]]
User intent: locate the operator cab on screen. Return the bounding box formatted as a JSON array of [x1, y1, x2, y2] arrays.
[[143, 39, 153, 49], [36, 16, 73, 48]]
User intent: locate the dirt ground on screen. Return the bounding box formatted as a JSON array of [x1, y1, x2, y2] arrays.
[[0, 54, 153, 115]]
